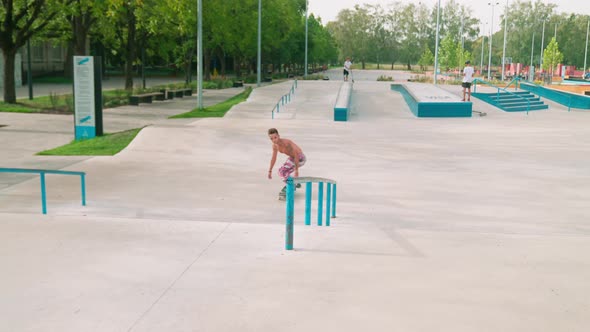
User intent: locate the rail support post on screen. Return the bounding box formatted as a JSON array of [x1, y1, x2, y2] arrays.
[[40, 172, 47, 214], [285, 177, 295, 250]]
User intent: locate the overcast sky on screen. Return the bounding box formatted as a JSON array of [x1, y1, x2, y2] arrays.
[[309, 0, 590, 33]]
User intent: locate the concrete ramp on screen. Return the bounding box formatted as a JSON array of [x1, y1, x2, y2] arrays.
[[227, 81, 341, 121]]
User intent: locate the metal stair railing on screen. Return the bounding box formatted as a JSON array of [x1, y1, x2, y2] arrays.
[[284, 176, 337, 250], [0, 167, 87, 214], [473, 78, 532, 114], [504, 76, 522, 90]]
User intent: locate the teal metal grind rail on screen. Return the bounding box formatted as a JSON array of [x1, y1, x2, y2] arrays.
[[271, 79, 298, 119], [0, 167, 86, 214], [284, 176, 337, 250]]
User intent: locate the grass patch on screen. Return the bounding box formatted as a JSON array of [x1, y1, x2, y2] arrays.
[[18, 93, 70, 110], [33, 76, 73, 84], [37, 128, 142, 156], [0, 102, 40, 113], [170, 87, 253, 118]]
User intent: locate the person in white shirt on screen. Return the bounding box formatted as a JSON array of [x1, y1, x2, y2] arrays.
[[462, 60, 474, 101], [343, 57, 352, 81]]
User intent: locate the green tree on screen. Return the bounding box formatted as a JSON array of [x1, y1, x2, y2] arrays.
[[542, 37, 563, 77], [395, 3, 423, 70], [329, 5, 373, 68], [0, 0, 74, 103], [418, 48, 434, 70], [439, 35, 458, 70]]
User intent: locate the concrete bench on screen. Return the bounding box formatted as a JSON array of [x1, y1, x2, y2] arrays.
[[129, 92, 165, 105], [334, 82, 353, 121], [391, 83, 472, 117], [162, 88, 192, 99]]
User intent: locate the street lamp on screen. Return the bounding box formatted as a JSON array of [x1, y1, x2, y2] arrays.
[[433, 0, 441, 84], [540, 20, 545, 76], [480, 22, 487, 75], [257, 0, 261, 87], [501, 0, 509, 81], [530, 31, 535, 68], [584, 20, 589, 73], [197, 0, 203, 109], [304, 0, 308, 77], [487, 1, 499, 81]]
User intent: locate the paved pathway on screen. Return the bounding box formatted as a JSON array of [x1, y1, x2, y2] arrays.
[[1, 73, 589, 332]]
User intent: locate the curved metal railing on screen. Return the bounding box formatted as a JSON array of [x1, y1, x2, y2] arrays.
[[0, 167, 86, 214], [284, 176, 337, 250]]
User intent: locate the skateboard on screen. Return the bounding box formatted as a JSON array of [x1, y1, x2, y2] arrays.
[[473, 110, 487, 116], [278, 184, 301, 201]]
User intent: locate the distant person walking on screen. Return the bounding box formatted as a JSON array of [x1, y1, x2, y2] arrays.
[[343, 57, 352, 81], [462, 60, 474, 102]]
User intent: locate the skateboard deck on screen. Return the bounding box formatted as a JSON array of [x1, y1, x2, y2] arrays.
[[278, 184, 301, 200]]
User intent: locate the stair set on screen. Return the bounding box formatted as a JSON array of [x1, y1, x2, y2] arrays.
[[472, 90, 549, 112]]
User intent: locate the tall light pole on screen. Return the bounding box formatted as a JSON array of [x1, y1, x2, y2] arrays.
[[304, 0, 308, 77], [501, 0, 509, 81], [480, 22, 487, 75], [433, 0, 441, 85], [25, 0, 33, 99], [530, 31, 535, 67], [584, 20, 589, 73], [460, 15, 464, 51], [540, 20, 545, 76], [487, 1, 499, 80], [197, 0, 203, 109], [257, 0, 261, 87]]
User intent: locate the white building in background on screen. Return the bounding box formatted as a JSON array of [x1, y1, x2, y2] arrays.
[[0, 42, 65, 89], [0, 51, 23, 89]]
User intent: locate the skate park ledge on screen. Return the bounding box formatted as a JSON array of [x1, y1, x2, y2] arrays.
[[391, 83, 472, 117], [334, 82, 353, 121]]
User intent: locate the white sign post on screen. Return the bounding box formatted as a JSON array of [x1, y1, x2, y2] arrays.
[[73, 56, 96, 140]]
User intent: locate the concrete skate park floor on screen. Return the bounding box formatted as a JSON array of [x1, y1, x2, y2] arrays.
[[1, 76, 590, 331]]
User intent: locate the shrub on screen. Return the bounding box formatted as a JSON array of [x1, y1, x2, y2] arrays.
[[65, 95, 74, 112], [301, 74, 324, 80], [48, 92, 61, 110], [377, 75, 394, 81], [408, 75, 430, 83]]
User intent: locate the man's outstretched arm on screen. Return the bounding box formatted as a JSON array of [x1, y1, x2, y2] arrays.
[[268, 147, 278, 179]]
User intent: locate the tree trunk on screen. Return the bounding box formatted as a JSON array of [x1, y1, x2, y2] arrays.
[[219, 51, 226, 77], [73, 16, 88, 56], [235, 56, 242, 78], [65, 12, 91, 79], [2, 49, 17, 103], [407, 62, 412, 71], [204, 51, 211, 81], [124, 7, 137, 90], [185, 45, 195, 84], [64, 42, 74, 79]]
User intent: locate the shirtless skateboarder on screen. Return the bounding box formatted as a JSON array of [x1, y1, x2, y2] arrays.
[[267, 128, 306, 200]]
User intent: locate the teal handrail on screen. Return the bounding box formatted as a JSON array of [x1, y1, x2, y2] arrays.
[[473, 78, 532, 114], [504, 76, 521, 90], [271, 79, 298, 119], [0, 167, 86, 214], [284, 176, 337, 250]]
